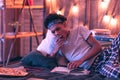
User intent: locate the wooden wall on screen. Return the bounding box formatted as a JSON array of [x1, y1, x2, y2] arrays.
[[0, 0, 44, 61], [0, 0, 120, 61], [20, 0, 44, 56], [46, 0, 120, 34]]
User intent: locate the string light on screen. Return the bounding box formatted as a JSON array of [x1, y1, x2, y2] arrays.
[[104, 0, 110, 3], [47, 0, 118, 30], [110, 16, 117, 27], [100, 0, 109, 10], [104, 0, 110, 6], [47, 0, 51, 2], [72, 4, 79, 15], [56, 9, 62, 15], [103, 14, 111, 23], [56, 7, 64, 15], [100, 0, 107, 9]]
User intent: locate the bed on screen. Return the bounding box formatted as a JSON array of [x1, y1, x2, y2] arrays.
[[0, 62, 119, 80]]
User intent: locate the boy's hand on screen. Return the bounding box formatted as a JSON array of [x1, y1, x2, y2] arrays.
[[49, 36, 65, 57], [67, 60, 83, 69]]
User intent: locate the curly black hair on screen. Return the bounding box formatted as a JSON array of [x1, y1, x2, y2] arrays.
[[44, 13, 67, 29]]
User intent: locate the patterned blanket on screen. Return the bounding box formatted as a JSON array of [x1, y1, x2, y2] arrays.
[[0, 62, 119, 80]]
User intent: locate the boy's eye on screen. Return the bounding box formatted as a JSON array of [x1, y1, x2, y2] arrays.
[[56, 28, 60, 31], [51, 28, 61, 34]]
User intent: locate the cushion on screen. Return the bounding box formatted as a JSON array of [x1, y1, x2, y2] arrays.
[[37, 30, 56, 55]]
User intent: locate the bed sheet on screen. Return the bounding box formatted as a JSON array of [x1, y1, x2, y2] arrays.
[[0, 62, 119, 80]]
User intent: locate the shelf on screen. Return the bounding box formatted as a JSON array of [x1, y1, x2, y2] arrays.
[[0, 32, 43, 39], [6, 5, 44, 9], [0, 0, 46, 66]]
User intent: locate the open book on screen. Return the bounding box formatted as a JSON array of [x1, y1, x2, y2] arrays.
[[51, 66, 90, 76]]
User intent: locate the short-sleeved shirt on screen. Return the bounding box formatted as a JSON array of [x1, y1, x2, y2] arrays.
[[37, 26, 95, 69], [60, 26, 95, 69]]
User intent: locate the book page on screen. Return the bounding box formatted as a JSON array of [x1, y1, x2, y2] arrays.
[[51, 67, 90, 75], [51, 66, 71, 73]]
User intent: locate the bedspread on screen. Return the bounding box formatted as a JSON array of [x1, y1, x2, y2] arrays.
[[0, 63, 119, 80]]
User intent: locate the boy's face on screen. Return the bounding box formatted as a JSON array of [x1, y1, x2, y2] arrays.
[[49, 23, 68, 40]]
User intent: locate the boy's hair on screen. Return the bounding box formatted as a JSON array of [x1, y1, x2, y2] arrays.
[[44, 13, 67, 29]]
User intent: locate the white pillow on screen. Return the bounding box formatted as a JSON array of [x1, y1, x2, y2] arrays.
[[37, 30, 55, 55]]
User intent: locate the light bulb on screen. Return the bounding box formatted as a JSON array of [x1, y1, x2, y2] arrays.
[[72, 5, 79, 15], [47, 0, 51, 2], [101, 1, 106, 9], [56, 10, 62, 15], [103, 14, 110, 23], [104, 0, 110, 3], [110, 17, 117, 26]]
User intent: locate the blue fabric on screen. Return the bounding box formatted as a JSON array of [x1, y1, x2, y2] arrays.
[[90, 33, 120, 78], [21, 51, 57, 69]]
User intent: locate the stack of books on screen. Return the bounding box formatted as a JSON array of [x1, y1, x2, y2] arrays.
[[91, 29, 116, 42], [94, 35, 116, 42]]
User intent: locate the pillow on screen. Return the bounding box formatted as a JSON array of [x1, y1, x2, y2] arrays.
[[21, 30, 58, 69], [37, 30, 56, 55]]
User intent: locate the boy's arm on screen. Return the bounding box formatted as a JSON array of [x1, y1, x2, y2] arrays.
[[56, 54, 68, 66]]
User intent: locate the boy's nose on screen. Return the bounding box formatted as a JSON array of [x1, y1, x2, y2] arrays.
[[55, 31, 59, 35]]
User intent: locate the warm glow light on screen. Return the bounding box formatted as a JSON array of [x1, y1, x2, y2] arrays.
[[72, 5, 79, 15], [110, 17, 117, 27], [104, 0, 110, 3], [100, 0, 110, 10], [56, 10, 62, 15], [100, 1, 107, 9], [103, 15, 111, 23], [47, 0, 51, 2]]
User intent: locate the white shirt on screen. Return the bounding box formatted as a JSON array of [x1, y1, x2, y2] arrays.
[[60, 26, 94, 69], [37, 26, 95, 69]]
